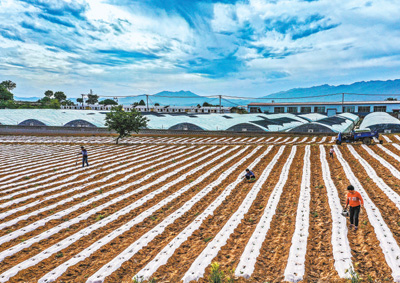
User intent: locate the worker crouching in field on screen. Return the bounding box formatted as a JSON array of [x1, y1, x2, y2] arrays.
[[345, 185, 364, 231], [244, 169, 256, 183]]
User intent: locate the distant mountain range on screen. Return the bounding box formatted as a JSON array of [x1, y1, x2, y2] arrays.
[[14, 79, 400, 106], [264, 79, 400, 102]]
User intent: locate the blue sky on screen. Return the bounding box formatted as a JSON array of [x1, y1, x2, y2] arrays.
[[1, 0, 400, 98]]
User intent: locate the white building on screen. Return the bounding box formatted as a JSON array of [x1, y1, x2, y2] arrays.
[[61, 105, 231, 113], [248, 101, 400, 115]]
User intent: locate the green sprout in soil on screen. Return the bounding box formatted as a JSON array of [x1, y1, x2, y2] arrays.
[[204, 237, 213, 243], [345, 266, 361, 283], [95, 214, 105, 221], [55, 252, 64, 258], [208, 262, 235, 283]]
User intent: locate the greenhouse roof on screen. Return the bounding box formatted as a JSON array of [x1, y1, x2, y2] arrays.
[[360, 112, 400, 130], [0, 109, 359, 132]]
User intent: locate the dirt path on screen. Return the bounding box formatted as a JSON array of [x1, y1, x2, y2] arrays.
[[303, 145, 338, 281]]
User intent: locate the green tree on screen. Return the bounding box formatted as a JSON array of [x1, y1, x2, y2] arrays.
[[139, 99, 146, 106], [87, 94, 99, 104], [154, 103, 160, 106], [48, 98, 61, 109], [203, 102, 219, 107], [105, 105, 149, 144], [99, 99, 117, 106], [44, 90, 54, 98], [0, 85, 13, 101], [0, 80, 16, 91], [54, 91, 67, 103], [385, 97, 398, 101], [62, 99, 75, 106], [0, 100, 17, 109]]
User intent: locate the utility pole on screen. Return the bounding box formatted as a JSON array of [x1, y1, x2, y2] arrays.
[[146, 94, 149, 112], [81, 94, 85, 109], [342, 93, 344, 113], [219, 95, 222, 114]]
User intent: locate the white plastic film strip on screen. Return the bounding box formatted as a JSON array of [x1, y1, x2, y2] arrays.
[[0, 144, 142, 191], [318, 137, 327, 143], [264, 137, 273, 143], [0, 146, 239, 282], [0, 146, 186, 217], [0, 145, 127, 186], [135, 147, 273, 281], [330, 136, 336, 143], [307, 137, 317, 143], [52, 146, 262, 283], [273, 137, 282, 143], [0, 146, 216, 242], [283, 145, 311, 282], [296, 137, 308, 144], [181, 146, 286, 283], [377, 144, 400, 162], [351, 145, 400, 210], [286, 137, 299, 144], [0, 145, 157, 203], [276, 137, 290, 144], [319, 145, 352, 278], [235, 146, 297, 278], [0, 144, 153, 193], [335, 145, 400, 282], [0, 145, 80, 175], [0, 146, 176, 204], [381, 135, 392, 143], [392, 143, 400, 152]]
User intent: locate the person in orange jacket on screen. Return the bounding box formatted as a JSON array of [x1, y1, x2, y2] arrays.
[[345, 185, 364, 231]]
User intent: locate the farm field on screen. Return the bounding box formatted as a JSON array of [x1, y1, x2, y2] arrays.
[[0, 134, 400, 283]]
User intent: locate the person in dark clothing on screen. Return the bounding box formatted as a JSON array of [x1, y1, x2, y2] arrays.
[[244, 169, 256, 182], [344, 185, 364, 231], [329, 146, 334, 159], [79, 146, 89, 167]]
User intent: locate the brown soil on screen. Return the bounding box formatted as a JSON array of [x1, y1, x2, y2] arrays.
[[303, 145, 338, 281], [327, 145, 394, 281], [243, 146, 304, 283], [349, 145, 400, 244], [368, 144, 400, 172], [0, 145, 191, 216], [65, 147, 268, 283], [143, 146, 284, 283], [205, 146, 292, 277], [3, 146, 244, 281]]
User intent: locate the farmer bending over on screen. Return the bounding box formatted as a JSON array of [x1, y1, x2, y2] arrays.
[[345, 185, 364, 231], [79, 146, 89, 167], [244, 169, 256, 182]]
